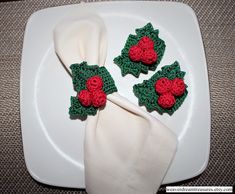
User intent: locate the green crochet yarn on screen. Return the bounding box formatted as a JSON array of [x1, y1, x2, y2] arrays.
[[113, 23, 166, 78], [70, 96, 97, 118], [133, 61, 188, 115], [69, 61, 117, 118]]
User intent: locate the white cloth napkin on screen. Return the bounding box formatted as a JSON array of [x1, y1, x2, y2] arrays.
[[54, 13, 178, 194]]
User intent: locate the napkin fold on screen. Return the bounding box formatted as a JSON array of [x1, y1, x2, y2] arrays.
[[54, 13, 177, 194]]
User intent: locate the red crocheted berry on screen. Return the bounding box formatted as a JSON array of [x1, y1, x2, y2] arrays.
[[129, 45, 143, 62], [86, 76, 103, 92], [155, 78, 172, 94], [158, 93, 176, 109], [141, 49, 158, 65], [77, 90, 92, 107], [92, 90, 107, 108], [138, 36, 155, 51], [171, 78, 186, 96]]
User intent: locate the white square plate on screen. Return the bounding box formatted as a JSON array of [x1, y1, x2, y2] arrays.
[[20, 1, 210, 188]]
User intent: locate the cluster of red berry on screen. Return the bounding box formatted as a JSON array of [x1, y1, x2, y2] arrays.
[[155, 77, 186, 109], [128, 36, 158, 65], [77, 76, 107, 108]]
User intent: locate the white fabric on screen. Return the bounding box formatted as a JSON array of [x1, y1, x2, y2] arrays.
[[54, 14, 178, 194]]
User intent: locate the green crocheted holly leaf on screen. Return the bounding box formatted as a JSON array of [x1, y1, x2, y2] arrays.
[[133, 61, 188, 115], [69, 96, 97, 118], [113, 23, 166, 78], [69, 61, 117, 118]]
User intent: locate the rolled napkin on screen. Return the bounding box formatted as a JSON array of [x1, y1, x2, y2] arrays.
[[54, 13, 177, 194]]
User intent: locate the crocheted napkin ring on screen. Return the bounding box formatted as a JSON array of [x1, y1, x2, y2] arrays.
[[69, 61, 117, 118]]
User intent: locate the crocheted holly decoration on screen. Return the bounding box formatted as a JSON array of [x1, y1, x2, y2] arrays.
[[69, 62, 117, 118], [114, 23, 166, 78], [133, 61, 188, 115]]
